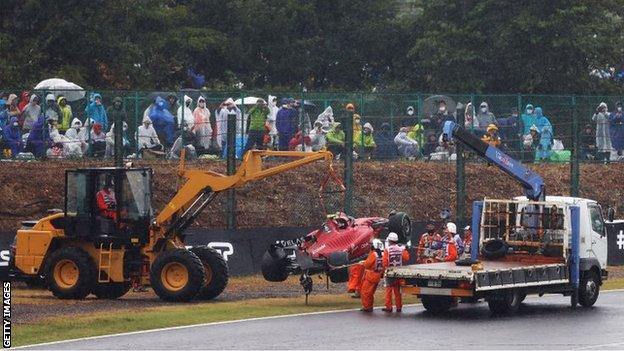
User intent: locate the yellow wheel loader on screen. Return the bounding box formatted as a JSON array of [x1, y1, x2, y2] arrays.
[[10, 150, 338, 301]]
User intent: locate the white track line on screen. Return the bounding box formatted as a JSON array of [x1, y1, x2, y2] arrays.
[[16, 288, 624, 349]]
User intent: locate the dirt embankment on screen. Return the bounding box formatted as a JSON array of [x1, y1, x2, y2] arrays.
[[1, 159, 623, 231]]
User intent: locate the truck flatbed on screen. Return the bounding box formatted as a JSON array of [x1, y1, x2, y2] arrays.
[[388, 259, 569, 293]]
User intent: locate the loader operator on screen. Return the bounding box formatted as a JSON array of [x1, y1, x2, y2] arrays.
[[382, 232, 410, 312], [359, 239, 384, 312], [96, 178, 117, 221]]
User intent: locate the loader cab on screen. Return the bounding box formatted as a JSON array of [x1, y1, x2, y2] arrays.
[[64, 167, 153, 246]]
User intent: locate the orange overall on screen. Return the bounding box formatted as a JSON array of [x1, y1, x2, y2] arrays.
[[360, 250, 384, 311], [383, 244, 410, 311], [347, 263, 365, 293]]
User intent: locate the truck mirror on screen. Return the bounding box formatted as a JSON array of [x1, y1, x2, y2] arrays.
[[607, 207, 615, 222]]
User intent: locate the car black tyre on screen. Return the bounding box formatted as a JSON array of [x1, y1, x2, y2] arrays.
[[261, 250, 289, 282], [481, 239, 508, 260], [578, 270, 600, 307], [421, 295, 453, 314], [45, 247, 96, 299], [389, 212, 411, 244], [92, 282, 131, 299], [487, 290, 521, 314], [328, 267, 349, 283], [150, 249, 205, 302], [190, 246, 229, 300]]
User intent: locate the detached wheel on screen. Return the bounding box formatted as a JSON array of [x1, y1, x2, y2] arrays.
[[190, 246, 229, 300], [421, 295, 453, 314], [578, 271, 600, 307], [150, 249, 205, 302], [261, 250, 289, 282], [389, 212, 411, 244], [327, 267, 349, 283], [487, 290, 521, 314], [45, 247, 96, 299]]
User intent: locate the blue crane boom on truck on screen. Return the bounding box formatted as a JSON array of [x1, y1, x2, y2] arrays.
[[385, 121, 609, 314]]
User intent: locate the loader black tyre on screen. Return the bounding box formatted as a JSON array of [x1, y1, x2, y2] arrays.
[[92, 282, 131, 299], [150, 249, 205, 302], [261, 250, 289, 282], [578, 270, 600, 307], [190, 246, 229, 300], [421, 295, 453, 314], [388, 212, 411, 244], [45, 247, 96, 299]]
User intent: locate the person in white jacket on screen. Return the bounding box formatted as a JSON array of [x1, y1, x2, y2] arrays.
[[215, 98, 242, 149], [267, 95, 279, 148], [136, 116, 162, 152], [177, 95, 195, 130], [48, 120, 82, 158], [315, 106, 334, 129], [394, 127, 420, 159], [65, 118, 88, 155]]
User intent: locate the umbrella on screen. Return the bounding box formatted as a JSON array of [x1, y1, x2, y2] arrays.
[[234, 96, 260, 105], [34, 78, 85, 102], [423, 95, 456, 117]]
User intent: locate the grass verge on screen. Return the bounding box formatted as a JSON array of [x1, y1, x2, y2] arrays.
[[14, 278, 624, 347]]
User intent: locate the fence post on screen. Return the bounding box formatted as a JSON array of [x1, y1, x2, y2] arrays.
[[300, 88, 306, 151], [344, 106, 354, 216], [135, 92, 140, 157], [114, 96, 123, 167], [570, 95, 580, 196], [226, 110, 237, 229], [455, 102, 466, 228]]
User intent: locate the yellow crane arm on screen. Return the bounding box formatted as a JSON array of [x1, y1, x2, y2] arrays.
[[155, 150, 336, 227]]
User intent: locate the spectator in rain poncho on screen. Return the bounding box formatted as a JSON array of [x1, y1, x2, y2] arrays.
[[106, 97, 127, 134], [609, 102, 624, 156], [244, 98, 269, 152], [276, 98, 297, 150], [354, 122, 376, 159], [3, 117, 23, 157], [315, 106, 334, 129], [193, 96, 212, 152], [149, 96, 176, 146], [535, 107, 553, 161], [325, 122, 346, 158], [105, 122, 131, 158], [26, 115, 50, 158], [394, 126, 420, 159], [216, 98, 243, 156], [136, 116, 162, 152], [90, 122, 107, 158], [374, 122, 397, 159], [177, 95, 195, 130], [474, 102, 496, 135], [592, 102, 612, 162], [423, 132, 439, 158], [44, 94, 61, 123], [521, 104, 536, 136], [65, 118, 88, 155], [407, 123, 425, 149], [48, 119, 82, 158], [57, 96, 73, 132], [85, 93, 108, 131], [309, 121, 328, 151], [6, 94, 20, 119], [21, 94, 41, 131], [464, 102, 475, 129], [17, 91, 30, 113], [429, 100, 455, 133], [267, 95, 279, 147]]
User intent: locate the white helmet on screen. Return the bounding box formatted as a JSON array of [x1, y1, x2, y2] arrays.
[[446, 222, 457, 234], [387, 232, 399, 242], [371, 239, 384, 250]]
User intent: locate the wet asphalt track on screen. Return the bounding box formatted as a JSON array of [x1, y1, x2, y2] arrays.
[[24, 290, 624, 350]]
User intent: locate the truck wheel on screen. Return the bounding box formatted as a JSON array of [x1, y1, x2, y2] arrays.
[[421, 295, 453, 314], [45, 247, 96, 299], [578, 271, 600, 307], [92, 282, 131, 299], [487, 290, 521, 314], [150, 249, 205, 302], [389, 212, 411, 244], [327, 267, 349, 283], [261, 250, 289, 282], [190, 246, 229, 300]]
